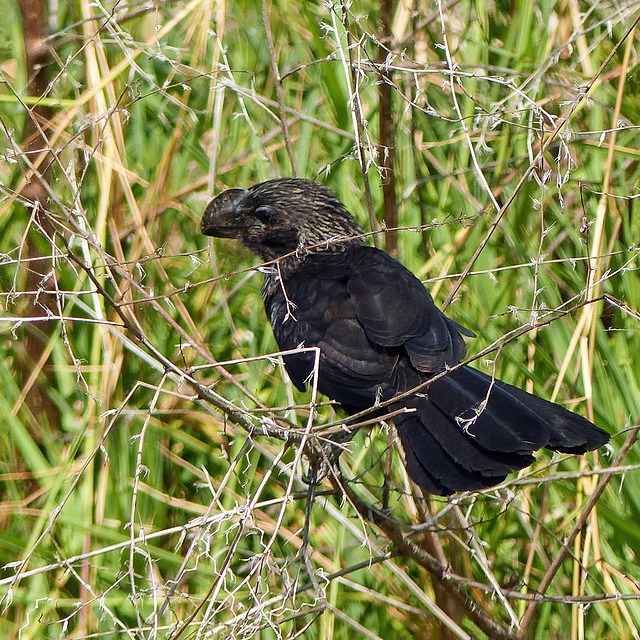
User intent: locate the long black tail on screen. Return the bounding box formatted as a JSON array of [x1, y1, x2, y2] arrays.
[[395, 366, 610, 495]]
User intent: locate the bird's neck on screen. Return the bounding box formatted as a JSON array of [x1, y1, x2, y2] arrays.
[[259, 241, 362, 296]]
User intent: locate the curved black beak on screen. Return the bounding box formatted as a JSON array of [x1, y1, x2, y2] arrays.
[[201, 188, 249, 238]]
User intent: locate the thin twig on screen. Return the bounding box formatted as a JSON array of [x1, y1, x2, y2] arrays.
[[335, 1, 379, 246], [377, 0, 399, 257]]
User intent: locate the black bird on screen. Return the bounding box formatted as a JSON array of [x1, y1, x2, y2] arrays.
[[201, 178, 609, 495]]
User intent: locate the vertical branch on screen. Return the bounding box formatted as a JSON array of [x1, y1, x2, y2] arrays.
[[18, 0, 54, 201], [378, 0, 399, 257], [408, 3, 431, 258], [410, 110, 431, 255], [262, 0, 299, 177], [17, 0, 59, 431], [337, 2, 379, 247]]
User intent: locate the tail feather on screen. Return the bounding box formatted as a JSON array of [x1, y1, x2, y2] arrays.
[[400, 399, 533, 475], [428, 367, 552, 452], [394, 366, 609, 495], [429, 366, 609, 453], [487, 380, 609, 453], [400, 439, 453, 494], [397, 416, 508, 494]]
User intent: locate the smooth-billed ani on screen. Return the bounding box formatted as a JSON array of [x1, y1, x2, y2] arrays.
[[201, 178, 609, 495]]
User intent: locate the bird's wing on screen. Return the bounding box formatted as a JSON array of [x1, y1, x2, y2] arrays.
[[264, 258, 401, 411], [346, 246, 474, 373]]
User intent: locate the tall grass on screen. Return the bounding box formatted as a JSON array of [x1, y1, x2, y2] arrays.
[[1, 1, 640, 638]]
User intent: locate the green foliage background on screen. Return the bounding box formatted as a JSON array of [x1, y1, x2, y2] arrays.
[[1, 1, 640, 638]]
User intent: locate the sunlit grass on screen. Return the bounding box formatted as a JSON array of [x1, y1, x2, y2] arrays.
[[1, 1, 640, 638]]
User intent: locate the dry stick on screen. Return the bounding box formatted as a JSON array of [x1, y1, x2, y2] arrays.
[[262, 0, 298, 177], [128, 372, 169, 631], [442, 9, 640, 310], [453, 504, 520, 629], [207, 1, 226, 192], [518, 424, 640, 638]]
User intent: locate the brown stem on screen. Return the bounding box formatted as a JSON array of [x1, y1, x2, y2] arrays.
[[17, 0, 59, 432], [18, 0, 54, 199]]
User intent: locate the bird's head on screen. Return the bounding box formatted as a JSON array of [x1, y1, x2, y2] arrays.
[[201, 178, 364, 263]]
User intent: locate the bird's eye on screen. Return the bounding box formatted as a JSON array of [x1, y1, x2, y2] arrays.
[[254, 206, 273, 223]]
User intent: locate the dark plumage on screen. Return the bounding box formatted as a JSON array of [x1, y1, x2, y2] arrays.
[[201, 178, 609, 495]]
